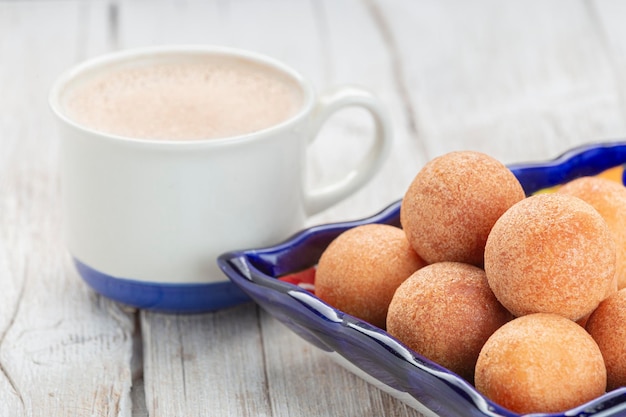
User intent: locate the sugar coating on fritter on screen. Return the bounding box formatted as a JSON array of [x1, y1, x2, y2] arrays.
[[586, 288, 626, 391], [558, 176, 626, 291], [484, 193, 616, 320], [386, 262, 511, 382], [475, 313, 606, 414], [315, 224, 426, 329], [400, 151, 525, 266]]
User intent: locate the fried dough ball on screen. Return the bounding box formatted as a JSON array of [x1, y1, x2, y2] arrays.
[[558, 176, 626, 291], [586, 288, 626, 391], [315, 224, 426, 329], [386, 262, 511, 381], [475, 313, 606, 414], [484, 193, 616, 320], [400, 151, 525, 266]]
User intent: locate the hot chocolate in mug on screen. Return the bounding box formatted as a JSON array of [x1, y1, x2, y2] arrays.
[[49, 45, 392, 312]]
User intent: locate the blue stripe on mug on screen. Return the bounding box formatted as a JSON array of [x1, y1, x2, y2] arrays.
[[74, 258, 251, 312]]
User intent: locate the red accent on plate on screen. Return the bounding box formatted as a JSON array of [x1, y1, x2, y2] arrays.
[[279, 267, 316, 293]]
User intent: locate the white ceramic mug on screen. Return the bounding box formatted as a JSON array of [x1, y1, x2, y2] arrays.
[[49, 45, 392, 312]]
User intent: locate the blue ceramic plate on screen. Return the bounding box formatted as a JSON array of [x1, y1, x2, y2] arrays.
[[218, 142, 626, 417]]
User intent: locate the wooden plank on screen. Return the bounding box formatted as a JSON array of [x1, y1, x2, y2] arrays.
[[141, 305, 271, 417], [0, 2, 136, 416]]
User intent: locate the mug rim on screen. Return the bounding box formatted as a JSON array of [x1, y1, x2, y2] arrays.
[[48, 44, 315, 148]]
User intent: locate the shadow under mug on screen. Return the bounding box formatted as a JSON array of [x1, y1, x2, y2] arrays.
[[49, 45, 392, 313]]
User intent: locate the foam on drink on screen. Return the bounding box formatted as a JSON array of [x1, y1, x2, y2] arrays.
[[61, 55, 304, 141]]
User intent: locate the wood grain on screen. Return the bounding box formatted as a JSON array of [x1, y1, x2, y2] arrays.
[[0, 2, 135, 416], [141, 306, 271, 417]]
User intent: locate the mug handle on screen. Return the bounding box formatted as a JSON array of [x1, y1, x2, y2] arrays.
[[304, 86, 393, 216]]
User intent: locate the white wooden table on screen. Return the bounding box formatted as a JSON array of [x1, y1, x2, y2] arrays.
[[2, 1, 626, 416]]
